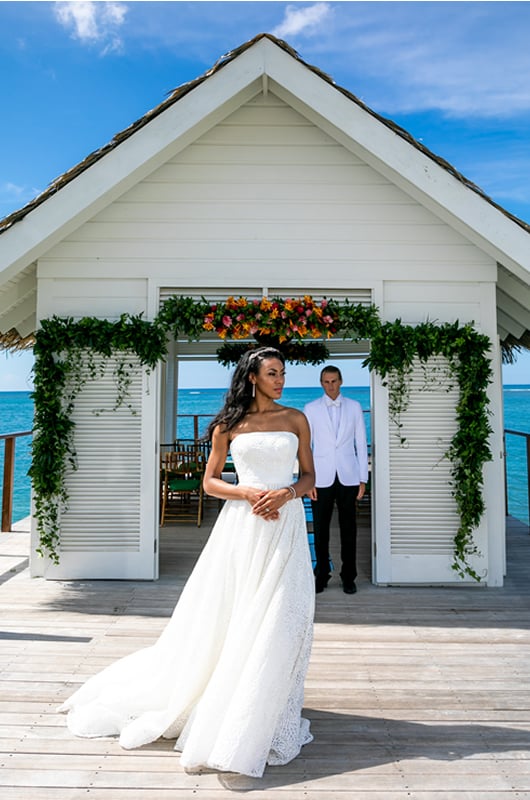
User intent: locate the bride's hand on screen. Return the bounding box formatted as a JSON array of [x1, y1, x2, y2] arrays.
[[250, 489, 289, 520]]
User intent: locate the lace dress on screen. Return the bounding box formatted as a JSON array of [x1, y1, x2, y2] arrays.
[[58, 431, 315, 778]]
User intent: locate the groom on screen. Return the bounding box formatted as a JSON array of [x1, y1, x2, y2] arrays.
[[304, 366, 368, 594]]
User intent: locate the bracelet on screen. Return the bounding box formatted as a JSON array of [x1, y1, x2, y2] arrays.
[[286, 485, 297, 500]]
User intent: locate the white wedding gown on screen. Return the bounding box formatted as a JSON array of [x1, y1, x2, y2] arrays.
[[58, 431, 315, 778]]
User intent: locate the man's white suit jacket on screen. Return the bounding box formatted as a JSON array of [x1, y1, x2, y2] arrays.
[[303, 395, 369, 488]]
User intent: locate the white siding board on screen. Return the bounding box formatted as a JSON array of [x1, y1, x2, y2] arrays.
[[117, 180, 414, 205], [147, 162, 388, 185], [36, 277, 147, 319], [95, 201, 439, 225], [46, 240, 486, 264], [63, 221, 466, 247], [384, 281, 494, 304], [383, 281, 486, 330], [38, 261, 496, 286], [174, 143, 359, 166], [204, 100, 324, 130], [384, 301, 482, 327]]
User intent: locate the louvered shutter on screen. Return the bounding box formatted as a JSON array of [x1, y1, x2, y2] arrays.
[[44, 355, 157, 579], [388, 356, 462, 583]]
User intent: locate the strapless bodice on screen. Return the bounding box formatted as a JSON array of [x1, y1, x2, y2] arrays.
[[230, 431, 298, 490]]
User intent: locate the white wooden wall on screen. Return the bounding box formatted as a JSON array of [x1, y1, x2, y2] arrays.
[[34, 91, 502, 583]]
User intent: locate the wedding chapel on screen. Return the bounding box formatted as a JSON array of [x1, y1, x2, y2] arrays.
[[1, 34, 529, 586]]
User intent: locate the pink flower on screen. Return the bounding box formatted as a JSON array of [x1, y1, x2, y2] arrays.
[[222, 315, 232, 328]]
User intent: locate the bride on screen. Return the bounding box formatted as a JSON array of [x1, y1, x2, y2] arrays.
[[58, 346, 316, 778]]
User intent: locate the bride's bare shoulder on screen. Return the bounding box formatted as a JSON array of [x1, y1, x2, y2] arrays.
[[278, 405, 308, 432]]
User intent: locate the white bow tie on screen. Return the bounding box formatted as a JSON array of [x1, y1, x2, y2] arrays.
[[326, 398, 341, 408]]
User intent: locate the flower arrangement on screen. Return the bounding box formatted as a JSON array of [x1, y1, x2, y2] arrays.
[[203, 295, 340, 342]]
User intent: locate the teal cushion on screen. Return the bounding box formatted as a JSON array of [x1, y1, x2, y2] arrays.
[[168, 477, 201, 491]]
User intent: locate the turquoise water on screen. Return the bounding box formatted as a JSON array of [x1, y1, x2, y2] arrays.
[[1, 386, 528, 525]]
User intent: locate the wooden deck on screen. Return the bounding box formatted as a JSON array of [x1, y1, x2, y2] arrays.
[[1, 509, 530, 798]]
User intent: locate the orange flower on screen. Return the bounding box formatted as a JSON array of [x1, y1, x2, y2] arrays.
[[260, 297, 272, 311]]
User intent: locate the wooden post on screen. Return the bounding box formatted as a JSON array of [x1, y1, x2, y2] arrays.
[[503, 434, 508, 516], [1, 437, 15, 532], [527, 436, 530, 528]]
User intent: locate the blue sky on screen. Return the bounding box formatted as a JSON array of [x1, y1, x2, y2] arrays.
[[1, 0, 530, 389]]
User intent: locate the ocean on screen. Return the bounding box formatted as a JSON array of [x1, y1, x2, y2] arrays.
[[1, 386, 529, 526]]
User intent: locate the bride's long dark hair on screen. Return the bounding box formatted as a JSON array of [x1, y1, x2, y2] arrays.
[[206, 346, 285, 439]]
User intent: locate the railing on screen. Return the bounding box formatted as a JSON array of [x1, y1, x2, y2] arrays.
[[177, 414, 214, 441], [175, 410, 372, 442], [504, 429, 530, 526], [3, 422, 528, 531], [1, 430, 31, 532]]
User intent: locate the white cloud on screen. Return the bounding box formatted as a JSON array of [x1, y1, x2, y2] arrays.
[[0, 183, 42, 220], [2, 182, 26, 200], [54, 1, 127, 54], [306, 4, 530, 120], [0, 352, 35, 392], [272, 3, 331, 38]]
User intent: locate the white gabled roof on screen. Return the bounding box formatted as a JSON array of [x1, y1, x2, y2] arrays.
[[1, 33, 529, 353]]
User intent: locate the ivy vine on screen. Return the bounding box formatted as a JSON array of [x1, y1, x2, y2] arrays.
[[365, 319, 493, 581], [29, 298, 492, 581], [30, 314, 167, 563]]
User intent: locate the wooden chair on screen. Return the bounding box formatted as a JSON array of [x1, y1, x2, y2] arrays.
[[160, 450, 205, 527]]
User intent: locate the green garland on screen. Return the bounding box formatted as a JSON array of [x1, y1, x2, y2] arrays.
[[30, 314, 167, 563], [216, 339, 331, 366], [365, 319, 493, 581], [29, 297, 492, 580]]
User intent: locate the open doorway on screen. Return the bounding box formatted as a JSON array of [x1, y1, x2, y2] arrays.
[[158, 354, 372, 584]]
